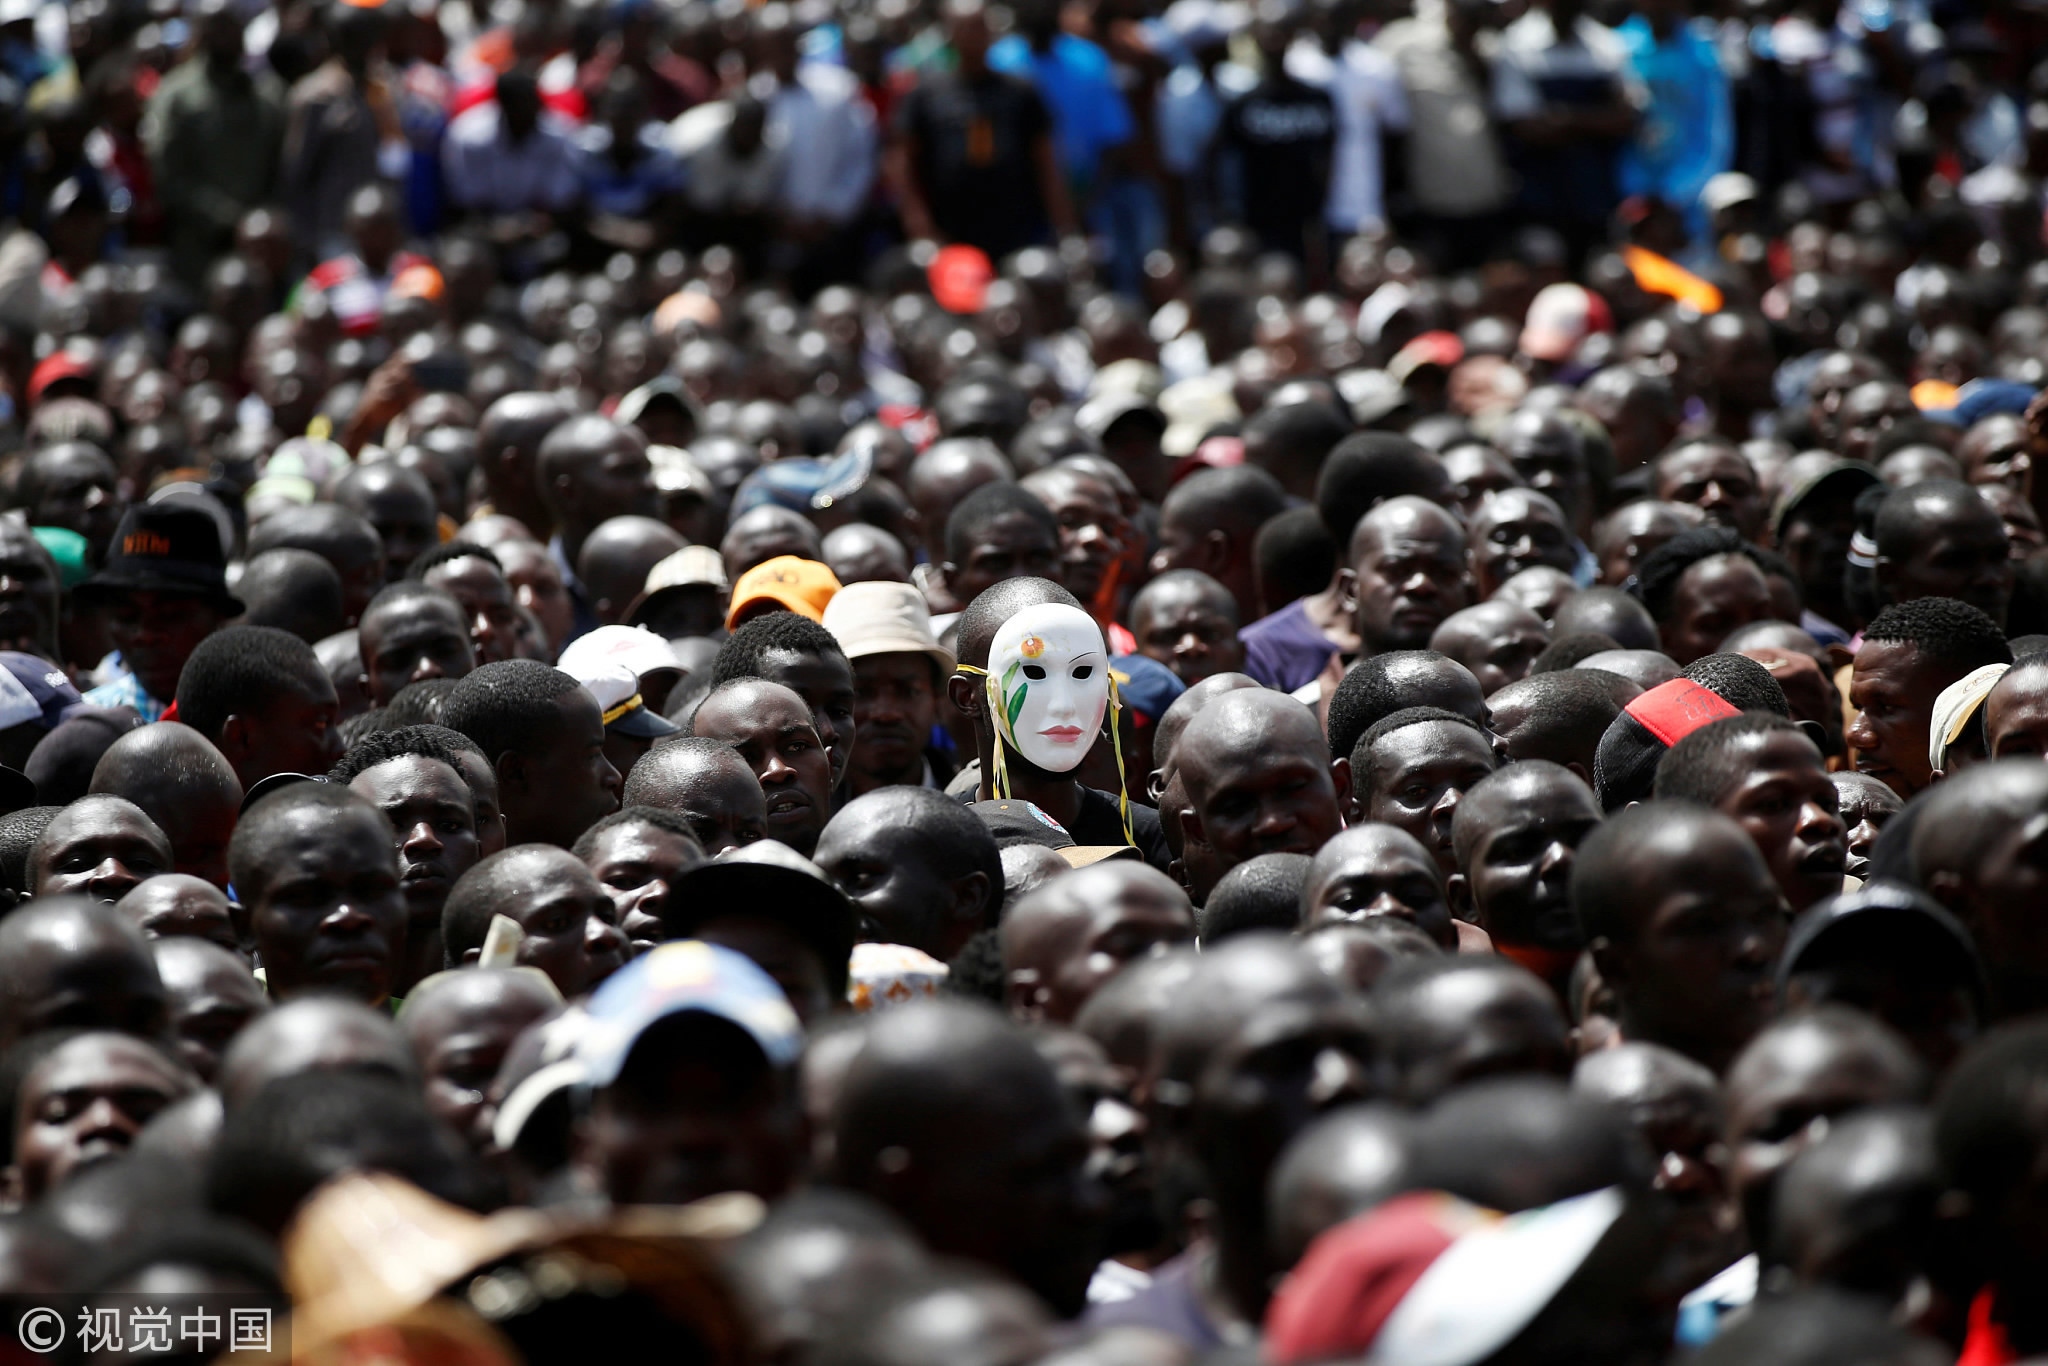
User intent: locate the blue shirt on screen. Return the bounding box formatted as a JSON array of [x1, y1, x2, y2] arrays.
[[989, 33, 1134, 189], [1617, 17, 1730, 236]]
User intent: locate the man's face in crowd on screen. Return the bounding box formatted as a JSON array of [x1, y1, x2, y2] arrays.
[[1132, 578, 1243, 686], [35, 800, 172, 904], [1468, 490, 1576, 599], [403, 979, 557, 1148], [248, 806, 408, 1006], [1595, 821, 1787, 1074], [1453, 774, 1600, 953], [577, 1014, 800, 1207], [0, 524, 59, 655], [152, 939, 268, 1081], [948, 512, 1063, 607], [423, 555, 526, 665], [496, 542, 577, 657], [487, 850, 629, 999], [656, 754, 771, 856], [27, 444, 121, 557], [1028, 469, 1125, 606], [107, 591, 227, 704], [1724, 1023, 1923, 1249], [1594, 501, 1695, 588], [1346, 502, 1469, 653], [359, 594, 477, 707], [1882, 499, 2013, 627], [1360, 721, 1495, 879], [349, 755, 480, 950], [9, 1034, 188, 1203], [849, 653, 938, 792], [1989, 666, 2048, 762], [227, 671, 346, 789], [1660, 554, 1774, 667], [1005, 865, 1194, 1024], [1501, 416, 1591, 533], [583, 818, 704, 957], [1714, 730, 1847, 912], [1847, 639, 1952, 799], [1960, 415, 2034, 497], [562, 427, 659, 530], [1441, 444, 1522, 521], [1431, 603, 1548, 696], [694, 683, 834, 856], [815, 807, 973, 960], [1829, 772, 1900, 881], [1180, 721, 1345, 873], [356, 484, 439, 583], [1302, 826, 1455, 949], [508, 689, 623, 848], [754, 645, 858, 795], [118, 877, 238, 954], [1656, 443, 1765, 542], [449, 749, 507, 858]]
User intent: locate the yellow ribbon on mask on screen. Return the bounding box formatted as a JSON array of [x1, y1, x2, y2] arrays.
[[957, 663, 1135, 850]]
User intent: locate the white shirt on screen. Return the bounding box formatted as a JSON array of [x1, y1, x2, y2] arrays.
[[1286, 36, 1410, 232], [442, 102, 582, 215], [759, 65, 878, 225]]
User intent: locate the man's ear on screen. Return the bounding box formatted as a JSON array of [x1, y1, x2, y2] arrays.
[[0, 1163, 23, 1212], [946, 672, 981, 720], [950, 870, 991, 928], [217, 713, 250, 764], [460, 945, 482, 966], [1328, 755, 1352, 824], [1447, 871, 1472, 919], [496, 749, 529, 803], [1199, 528, 1231, 576], [1334, 566, 1358, 614], [1566, 761, 1592, 787]]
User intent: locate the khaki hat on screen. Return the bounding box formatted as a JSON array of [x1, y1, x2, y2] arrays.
[[821, 580, 955, 674], [624, 545, 728, 627], [283, 1171, 759, 1357]]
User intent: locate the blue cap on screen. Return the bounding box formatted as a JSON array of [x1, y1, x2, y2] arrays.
[[1110, 653, 1187, 727], [0, 653, 84, 732], [729, 446, 874, 520], [577, 940, 804, 1086]]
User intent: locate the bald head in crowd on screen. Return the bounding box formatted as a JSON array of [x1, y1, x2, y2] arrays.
[[0, 897, 166, 1050], [1176, 690, 1344, 881], [88, 723, 243, 890], [1000, 861, 1194, 1024]]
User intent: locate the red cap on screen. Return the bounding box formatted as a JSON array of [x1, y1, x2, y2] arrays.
[[1265, 1193, 1485, 1364], [1623, 677, 1742, 748], [929, 245, 994, 314], [27, 351, 92, 408]]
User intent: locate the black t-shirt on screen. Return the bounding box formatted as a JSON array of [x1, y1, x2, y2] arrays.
[[894, 69, 1053, 259], [1220, 76, 1335, 252], [1072, 785, 1172, 874]]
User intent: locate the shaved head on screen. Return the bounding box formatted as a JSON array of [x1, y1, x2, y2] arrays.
[[88, 723, 243, 889]]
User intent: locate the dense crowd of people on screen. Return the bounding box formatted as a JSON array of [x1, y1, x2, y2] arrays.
[[0, 0, 2039, 1359]]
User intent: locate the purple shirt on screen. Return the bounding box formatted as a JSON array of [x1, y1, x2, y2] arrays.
[[1239, 599, 1339, 693]]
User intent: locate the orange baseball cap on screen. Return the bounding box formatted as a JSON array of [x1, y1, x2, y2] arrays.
[[929, 244, 994, 314], [725, 555, 843, 630]]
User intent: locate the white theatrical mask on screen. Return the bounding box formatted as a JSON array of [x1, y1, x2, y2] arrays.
[[988, 603, 1111, 773]]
